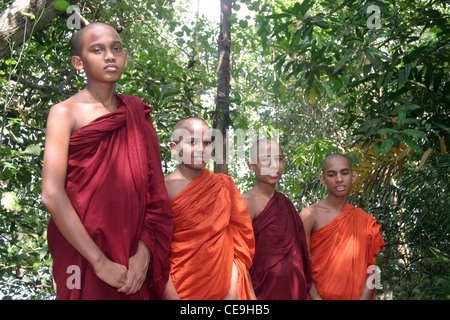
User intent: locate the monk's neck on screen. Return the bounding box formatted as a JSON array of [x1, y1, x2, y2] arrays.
[[253, 181, 276, 199], [177, 165, 203, 182], [85, 83, 117, 112], [324, 194, 349, 212]]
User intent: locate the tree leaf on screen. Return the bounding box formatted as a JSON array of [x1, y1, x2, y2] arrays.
[[309, 87, 316, 104], [379, 128, 397, 135], [402, 129, 427, 139], [417, 148, 433, 171], [24, 144, 41, 156], [53, 1, 70, 11], [380, 136, 395, 155], [397, 109, 406, 128], [333, 54, 352, 74]]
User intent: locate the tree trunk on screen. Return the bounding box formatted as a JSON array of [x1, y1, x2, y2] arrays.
[[213, 0, 231, 174], [0, 0, 80, 60]]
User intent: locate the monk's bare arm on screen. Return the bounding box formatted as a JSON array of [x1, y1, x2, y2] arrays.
[[360, 279, 375, 300], [41, 104, 127, 288], [243, 196, 257, 222], [163, 275, 180, 299], [248, 272, 257, 300], [224, 262, 238, 300], [308, 282, 322, 300], [300, 206, 323, 300], [299, 206, 316, 253], [360, 262, 377, 300]]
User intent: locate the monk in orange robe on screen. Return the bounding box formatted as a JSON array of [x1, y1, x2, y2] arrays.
[[163, 117, 255, 300], [300, 153, 385, 300]]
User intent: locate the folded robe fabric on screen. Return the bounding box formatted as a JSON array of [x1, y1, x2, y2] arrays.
[[169, 169, 255, 300], [249, 191, 313, 300], [47, 94, 174, 300], [310, 203, 385, 300]]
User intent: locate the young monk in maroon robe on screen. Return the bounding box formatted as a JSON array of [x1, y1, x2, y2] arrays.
[[163, 117, 255, 300], [243, 138, 314, 299], [300, 153, 385, 300], [41, 22, 174, 300]]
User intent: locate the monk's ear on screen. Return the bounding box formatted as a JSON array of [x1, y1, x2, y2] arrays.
[[247, 161, 256, 173], [319, 174, 326, 186], [169, 141, 183, 164], [351, 170, 358, 183], [72, 55, 84, 71], [169, 141, 178, 154]]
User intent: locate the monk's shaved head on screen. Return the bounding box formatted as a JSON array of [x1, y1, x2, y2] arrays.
[[172, 117, 210, 142], [71, 22, 120, 56], [321, 153, 352, 174]]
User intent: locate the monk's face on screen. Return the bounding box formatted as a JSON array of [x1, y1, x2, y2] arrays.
[[249, 139, 285, 184], [72, 23, 127, 83], [171, 119, 212, 169], [320, 155, 357, 197]]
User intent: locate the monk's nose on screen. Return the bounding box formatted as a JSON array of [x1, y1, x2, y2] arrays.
[[104, 49, 116, 62]]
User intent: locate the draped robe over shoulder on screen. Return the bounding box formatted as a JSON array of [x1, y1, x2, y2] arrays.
[[47, 94, 174, 300], [169, 169, 255, 300], [249, 191, 313, 300], [310, 203, 385, 300]]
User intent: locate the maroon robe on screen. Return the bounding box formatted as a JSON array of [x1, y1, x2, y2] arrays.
[[249, 191, 312, 300], [47, 94, 174, 300]]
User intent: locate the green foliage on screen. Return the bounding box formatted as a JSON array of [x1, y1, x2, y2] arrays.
[[0, 0, 448, 300], [252, 0, 449, 299], [0, 0, 216, 299], [257, 0, 449, 156]]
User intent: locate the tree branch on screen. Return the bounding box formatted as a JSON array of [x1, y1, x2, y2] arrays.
[[0, 0, 81, 60], [7, 69, 77, 93]]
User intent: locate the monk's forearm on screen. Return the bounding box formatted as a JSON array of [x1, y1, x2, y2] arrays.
[[248, 272, 257, 300], [163, 275, 180, 299], [308, 282, 322, 300], [136, 240, 150, 262], [42, 190, 106, 268], [360, 282, 374, 300]]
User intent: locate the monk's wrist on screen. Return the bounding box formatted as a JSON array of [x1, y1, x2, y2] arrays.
[[137, 240, 151, 265]]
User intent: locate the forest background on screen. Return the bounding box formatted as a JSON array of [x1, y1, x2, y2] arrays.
[[0, 0, 448, 300]]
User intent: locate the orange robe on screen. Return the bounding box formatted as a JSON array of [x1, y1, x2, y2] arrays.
[[310, 203, 384, 300], [169, 169, 255, 299]]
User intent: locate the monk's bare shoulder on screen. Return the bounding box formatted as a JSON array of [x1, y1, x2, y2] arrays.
[[46, 97, 81, 133], [47, 91, 95, 134], [243, 189, 269, 221], [299, 202, 320, 220], [299, 200, 328, 232], [164, 170, 189, 200]]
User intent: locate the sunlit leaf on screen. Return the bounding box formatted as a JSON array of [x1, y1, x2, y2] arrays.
[[417, 148, 433, 171]]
